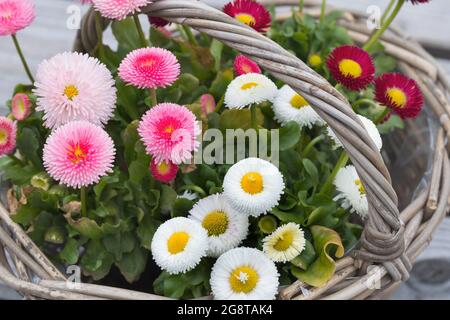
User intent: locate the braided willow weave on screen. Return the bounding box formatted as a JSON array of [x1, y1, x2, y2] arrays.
[[0, 0, 449, 300]]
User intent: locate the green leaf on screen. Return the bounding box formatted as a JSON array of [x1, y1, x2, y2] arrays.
[[291, 225, 344, 287], [11, 206, 39, 227], [160, 185, 178, 213], [279, 121, 301, 151], [80, 240, 114, 281], [65, 215, 103, 240], [137, 214, 161, 250], [174, 73, 200, 94], [111, 18, 141, 52], [302, 158, 319, 187], [59, 238, 80, 265], [210, 39, 224, 71], [103, 231, 136, 261], [210, 69, 233, 100], [171, 198, 194, 218], [219, 108, 264, 131], [291, 240, 316, 270], [115, 246, 148, 283], [16, 128, 42, 169]]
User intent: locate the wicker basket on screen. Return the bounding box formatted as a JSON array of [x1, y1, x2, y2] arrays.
[[1, 0, 449, 300]]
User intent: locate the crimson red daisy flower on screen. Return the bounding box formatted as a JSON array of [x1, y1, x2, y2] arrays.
[[409, 0, 430, 4], [223, 0, 271, 33], [148, 16, 170, 28], [150, 158, 178, 183], [234, 55, 261, 76], [374, 73, 424, 119], [326, 45, 375, 91]]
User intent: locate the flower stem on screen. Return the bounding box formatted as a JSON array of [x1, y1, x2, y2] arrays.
[[352, 98, 379, 111], [363, 0, 405, 52], [374, 107, 391, 124], [302, 134, 325, 158], [381, 0, 396, 24], [320, 0, 327, 22], [94, 12, 105, 58], [182, 25, 198, 46], [11, 34, 34, 83], [320, 151, 349, 196], [298, 0, 304, 14], [8, 154, 23, 165], [250, 105, 257, 130], [80, 187, 87, 217], [133, 14, 148, 47], [150, 88, 158, 107]]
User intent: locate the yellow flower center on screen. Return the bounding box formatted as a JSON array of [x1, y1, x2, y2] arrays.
[[64, 85, 79, 100], [167, 232, 190, 254], [140, 58, 155, 68], [338, 59, 362, 78], [164, 125, 175, 134], [273, 231, 294, 251], [202, 211, 229, 236], [0, 129, 7, 145], [229, 266, 259, 293], [386, 88, 407, 108], [241, 172, 264, 194], [355, 179, 365, 195], [308, 54, 322, 67], [67, 143, 87, 164], [241, 82, 258, 90], [1, 10, 12, 20], [290, 94, 309, 109], [157, 161, 170, 174], [235, 13, 256, 26]]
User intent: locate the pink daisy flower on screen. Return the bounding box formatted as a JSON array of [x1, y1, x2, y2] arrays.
[[34, 52, 117, 129], [150, 158, 178, 183], [118, 47, 180, 89], [326, 45, 375, 91], [200, 94, 216, 116], [0, 117, 16, 156], [138, 103, 200, 164], [223, 0, 271, 33], [234, 55, 261, 76], [148, 16, 170, 28], [43, 121, 115, 189], [0, 0, 35, 36], [92, 0, 150, 20], [11, 93, 32, 121]]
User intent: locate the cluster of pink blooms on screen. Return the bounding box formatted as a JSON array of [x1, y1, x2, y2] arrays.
[[0, 117, 16, 156]]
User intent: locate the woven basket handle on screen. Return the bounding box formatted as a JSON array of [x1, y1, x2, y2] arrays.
[[74, 0, 410, 281]]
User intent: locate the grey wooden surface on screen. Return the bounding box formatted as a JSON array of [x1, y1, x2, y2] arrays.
[[0, 0, 450, 300]]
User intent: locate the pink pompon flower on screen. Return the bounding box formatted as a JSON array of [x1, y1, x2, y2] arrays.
[[234, 55, 261, 76], [34, 52, 117, 129], [374, 73, 424, 119], [223, 0, 271, 33], [327, 45, 375, 91], [200, 94, 216, 116], [118, 47, 180, 89], [138, 103, 200, 164], [0, 0, 35, 36], [92, 0, 150, 20], [11, 93, 32, 121], [0, 117, 16, 156], [150, 158, 178, 183], [43, 121, 115, 189]]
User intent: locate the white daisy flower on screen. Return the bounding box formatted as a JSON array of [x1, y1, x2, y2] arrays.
[[177, 190, 198, 201], [272, 85, 325, 129], [327, 115, 382, 151], [188, 194, 249, 257], [210, 247, 279, 300], [223, 158, 285, 217], [262, 223, 305, 263], [151, 217, 208, 274], [333, 165, 368, 218], [224, 73, 277, 109]]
